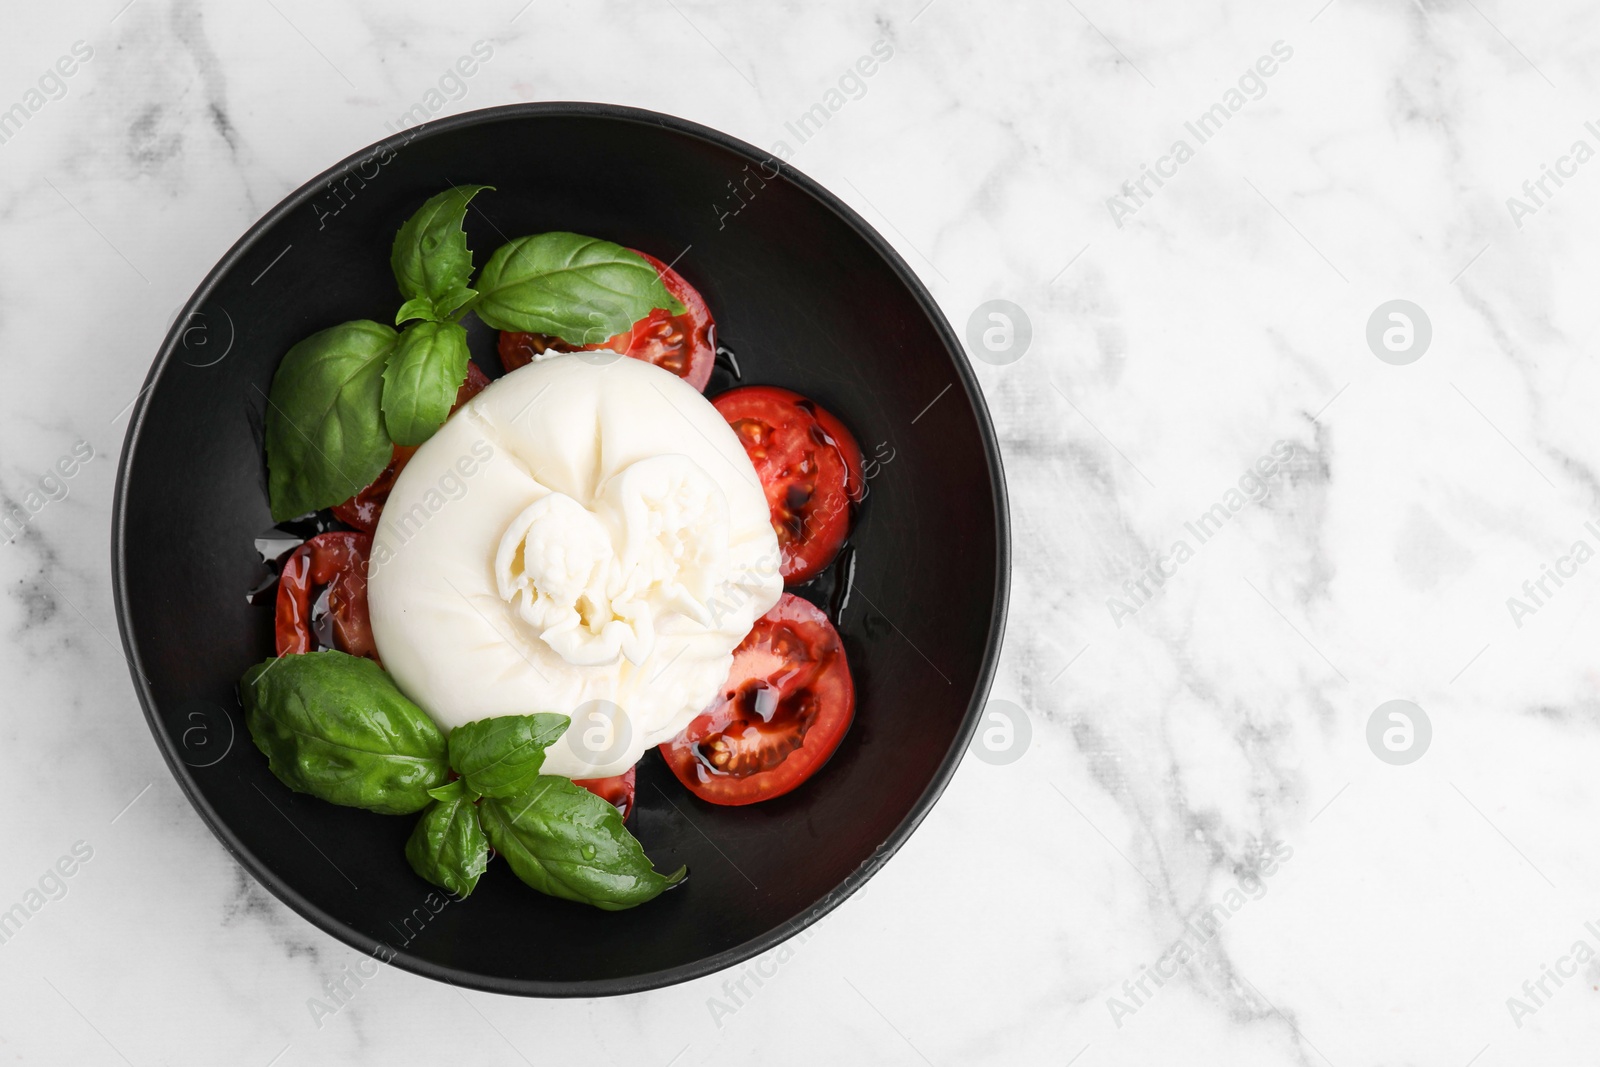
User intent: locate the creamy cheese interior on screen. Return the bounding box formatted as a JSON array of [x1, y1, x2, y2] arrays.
[[367, 354, 782, 778]]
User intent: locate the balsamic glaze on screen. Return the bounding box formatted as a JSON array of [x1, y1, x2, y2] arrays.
[[310, 584, 336, 649], [245, 513, 340, 605], [828, 544, 857, 622], [713, 343, 742, 380]]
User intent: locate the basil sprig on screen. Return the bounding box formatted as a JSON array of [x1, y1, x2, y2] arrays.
[[391, 184, 491, 325], [240, 660, 683, 906], [240, 651, 448, 814], [474, 232, 684, 344], [480, 780, 686, 911], [263, 188, 486, 519]]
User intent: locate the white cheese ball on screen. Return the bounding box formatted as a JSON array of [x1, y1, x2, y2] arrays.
[[367, 354, 781, 778]]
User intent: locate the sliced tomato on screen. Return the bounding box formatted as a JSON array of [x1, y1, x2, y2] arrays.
[[497, 249, 715, 390], [275, 531, 376, 660], [573, 767, 637, 822], [713, 386, 864, 584], [332, 363, 491, 531], [659, 594, 853, 805]]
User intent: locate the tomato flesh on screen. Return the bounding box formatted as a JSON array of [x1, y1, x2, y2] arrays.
[[275, 531, 376, 660], [660, 594, 853, 805], [573, 767, 637, 821], [498, 250, 715, 391], [332, 363, 491, 532], [713, 386, 863, 584]]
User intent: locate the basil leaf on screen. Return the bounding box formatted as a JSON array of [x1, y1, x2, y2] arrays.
[[405, 791, 489, 897], [397, 289, 475, 326], [380, 320, 471, 446], [240, 651, 448, 814], [264, 320, 397, 522], [428, 780, 474, 802], [448, 714, 569, 799], [394, 296, 436, 327], [473, 233, 685, 345], [390, 184, 491, 320], [480, 779, 685, 910], [432, 285, 478, 321]]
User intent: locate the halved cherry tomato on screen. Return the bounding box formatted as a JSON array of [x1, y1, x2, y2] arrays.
[[275, 531, 376, 660], [332, 363, 491, 532], [573, 767, 637, 821], [713, 386, 864, 584], [497, 250, 715, 391], [659, 594, 854, 805]]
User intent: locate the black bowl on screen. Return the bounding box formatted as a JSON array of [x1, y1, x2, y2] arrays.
[[112, 102, 1008, 996]]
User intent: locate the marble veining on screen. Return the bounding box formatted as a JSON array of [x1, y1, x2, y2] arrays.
[[4, 0, 1600, 1063]]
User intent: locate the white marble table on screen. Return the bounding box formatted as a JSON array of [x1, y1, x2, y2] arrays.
[[5, 0, 1599, 1062]]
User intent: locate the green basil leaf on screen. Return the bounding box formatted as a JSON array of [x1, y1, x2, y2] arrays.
[[396, 288, 475, 326], [264, 320, 397, 522], [473, 233, 685, 345], [433, 285, 478, 321], [480, 780, 685, 910], [394, 296, 437, 327], [380, 320, 471, 446], [405, 793, 489, 897], [448, 714, 569, 799], [240, 651, 448, 814], [390, 184, 491, 319]]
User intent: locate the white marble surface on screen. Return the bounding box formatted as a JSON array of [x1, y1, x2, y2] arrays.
[[4, 0, 1600, 1062]]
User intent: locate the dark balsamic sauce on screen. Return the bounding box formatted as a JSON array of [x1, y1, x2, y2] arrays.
[[244, 573, 280, 606], [310, 584, 336, 649], [713, 343, 742, 380], [695, 649, 830, 777], [245, 512, 340, 605], [705, 343, 744, 396], [828, 544, 857, 622]]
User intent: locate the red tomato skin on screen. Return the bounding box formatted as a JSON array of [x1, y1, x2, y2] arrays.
[[331, 363, 490, 532], [497, 249, 714, 391], [658, 594, 854, 806], [626, 250, 715, 391], [713, 386, 865, 585], [274, 531, 376, 660]]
